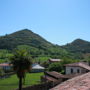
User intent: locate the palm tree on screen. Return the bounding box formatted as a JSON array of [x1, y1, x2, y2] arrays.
[[10, 49, 32, 90]]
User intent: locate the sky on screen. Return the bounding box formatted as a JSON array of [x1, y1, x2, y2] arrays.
[[0, 0, 90, 45]]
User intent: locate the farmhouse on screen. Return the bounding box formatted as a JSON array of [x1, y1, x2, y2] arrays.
[[64, 62, 90, 75]]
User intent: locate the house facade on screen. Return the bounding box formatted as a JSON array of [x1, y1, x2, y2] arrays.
[[0, 63, 12, 71], [65, 66, 88, 74], [65, 62, 90, 75]]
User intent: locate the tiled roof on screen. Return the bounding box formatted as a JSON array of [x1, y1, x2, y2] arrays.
[[42, 75, 58, 82], [32, 63, 45, 69], [65, 62, 90, 70], [50, 72, 90, 90], [45, 71, 81, 79], [49, 59, 61, 62], [0, 63, 11, 67], [45, 71, 67, 79]]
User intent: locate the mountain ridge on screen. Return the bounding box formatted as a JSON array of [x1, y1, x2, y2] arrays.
[[63, 38, 90, 54], [0, 29, 90, 59]]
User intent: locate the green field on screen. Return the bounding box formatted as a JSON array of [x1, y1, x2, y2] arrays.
[[0, 72, 43, 90]]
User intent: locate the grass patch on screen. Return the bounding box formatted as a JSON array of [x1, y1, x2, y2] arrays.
[[0, 59, 7, 63], [0, 72, 43, 90]]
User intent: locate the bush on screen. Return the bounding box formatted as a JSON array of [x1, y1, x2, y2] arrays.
[[0, 68, 5, 76]]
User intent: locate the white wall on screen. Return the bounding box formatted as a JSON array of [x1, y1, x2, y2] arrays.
[[65, 66, 82, 75]]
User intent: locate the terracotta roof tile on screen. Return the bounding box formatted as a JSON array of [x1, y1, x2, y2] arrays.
[[42, 75, 58, 82], [50, 72, 90, 90], [0, 63, 11, 66], [45, 71, 67, 79], [45, 71, 81, 79]]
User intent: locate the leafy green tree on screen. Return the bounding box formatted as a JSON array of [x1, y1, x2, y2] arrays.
[[42, 61, 49, 68], [10, 49, 32, 90], [48, 62, 63, 73]]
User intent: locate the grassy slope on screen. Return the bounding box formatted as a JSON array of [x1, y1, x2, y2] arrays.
[[0, 72, 43, 90]]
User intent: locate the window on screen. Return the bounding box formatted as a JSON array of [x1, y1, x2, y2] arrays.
[[77, 69, 80, 73], [71, 68, 73, 73]]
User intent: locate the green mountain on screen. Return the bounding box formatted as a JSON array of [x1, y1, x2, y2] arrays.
[[0, 29, 68, 58], [63, 39, 90, 53], [0, 29, 52, 50], [0, 29, 90, 59]]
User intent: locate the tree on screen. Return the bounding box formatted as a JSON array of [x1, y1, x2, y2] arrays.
[[10, 49, 32, 90], [48, 62, 63, 73]]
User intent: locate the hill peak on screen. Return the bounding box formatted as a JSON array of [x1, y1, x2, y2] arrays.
[[13, 29, 33, 34], [63, 38, 90, 54], [71, 38, 90, 45], [19, 29, 32, 32], [0, 29, 52, 50]]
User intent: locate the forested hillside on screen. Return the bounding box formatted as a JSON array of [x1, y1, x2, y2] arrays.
[[0, 29, 90, 61], [0, 29, 68, 60], [62, 39, 90, 59], [63, 39, 90, 53], [0, 29, 52, 50]]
